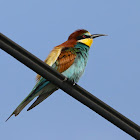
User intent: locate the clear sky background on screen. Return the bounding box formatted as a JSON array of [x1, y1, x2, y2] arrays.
[[0, 0, 140, 140]]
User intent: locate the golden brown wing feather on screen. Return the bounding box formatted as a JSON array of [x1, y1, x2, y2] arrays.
[[36, 46, 62, 81], [56, 50, 76, 73], [36, 39, 77, 81]]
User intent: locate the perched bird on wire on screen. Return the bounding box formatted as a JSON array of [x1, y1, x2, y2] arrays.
[[6, 29, 107, 121]]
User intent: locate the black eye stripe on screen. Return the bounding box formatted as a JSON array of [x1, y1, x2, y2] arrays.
[[77, 35, 91, 40], [85, 35, 91, 38]]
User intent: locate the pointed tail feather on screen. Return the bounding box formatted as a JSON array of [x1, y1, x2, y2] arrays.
[[27, 89, 57, 111], [5, 89, 38, 121], [6, 80, 57, 121], [6, 113, 14, 122], [6, 100, 31, 122]]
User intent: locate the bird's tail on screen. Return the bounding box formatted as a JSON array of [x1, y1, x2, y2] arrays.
[[6, 80, 58, 121], [6, 90, 37, 122], [27, 88, 57, 111]]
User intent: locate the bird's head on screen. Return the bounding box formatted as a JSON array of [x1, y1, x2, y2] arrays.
[[68, 29, 107, 47]]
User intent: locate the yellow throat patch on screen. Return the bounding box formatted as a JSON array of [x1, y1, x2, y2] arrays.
[[78, 32, 93, 47], [78, 38, 93, 47]]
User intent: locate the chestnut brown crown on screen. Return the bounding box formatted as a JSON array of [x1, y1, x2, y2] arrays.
[[68, 29, 88, 40]]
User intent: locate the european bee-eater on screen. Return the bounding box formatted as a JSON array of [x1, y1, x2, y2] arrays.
[[6, 29, 106, 121]]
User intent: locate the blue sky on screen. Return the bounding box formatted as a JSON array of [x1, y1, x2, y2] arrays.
[[0, 0, 140, 139]]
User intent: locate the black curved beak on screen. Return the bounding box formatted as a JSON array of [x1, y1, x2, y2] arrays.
[[91, 34, 107, 39]]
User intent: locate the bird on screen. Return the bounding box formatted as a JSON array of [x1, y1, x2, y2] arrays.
[[6, 29, 107, 121]]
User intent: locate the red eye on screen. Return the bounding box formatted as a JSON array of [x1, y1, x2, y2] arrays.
[[82, 35, 86, 38]]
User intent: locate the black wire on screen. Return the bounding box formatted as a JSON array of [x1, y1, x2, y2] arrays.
[[0, 33, 140, 139]]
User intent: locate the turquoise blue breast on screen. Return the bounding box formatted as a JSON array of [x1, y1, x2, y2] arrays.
[[62, 43, 90, 83]]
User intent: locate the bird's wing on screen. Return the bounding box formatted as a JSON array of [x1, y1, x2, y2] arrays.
[[36, 46, 62, 81], [53, 47, 77, 73], [36, 46, 77, 80]]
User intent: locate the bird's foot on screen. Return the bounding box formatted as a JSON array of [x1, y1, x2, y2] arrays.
[[71, 79, 76, 86], [63, 77, 76, 86], [63, 77, 68, 82], [68, 79, 76, 86]]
